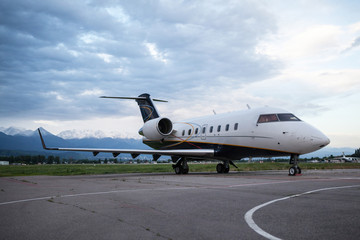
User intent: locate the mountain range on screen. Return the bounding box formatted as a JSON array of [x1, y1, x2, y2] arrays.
[[0, 127, 148, 160], [0, 127, 356, 160]]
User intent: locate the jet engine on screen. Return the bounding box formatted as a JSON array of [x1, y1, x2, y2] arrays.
[[139, 117, 173, 140]]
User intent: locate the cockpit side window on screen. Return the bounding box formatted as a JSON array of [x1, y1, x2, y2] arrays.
[[257, 114, 279, 123], [277, 113, 301, 121]]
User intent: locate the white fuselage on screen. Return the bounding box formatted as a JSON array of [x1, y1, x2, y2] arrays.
[[144, 107, 330, 159]]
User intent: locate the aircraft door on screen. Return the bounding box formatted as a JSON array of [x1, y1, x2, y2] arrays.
[[201, 124, 207, 140]]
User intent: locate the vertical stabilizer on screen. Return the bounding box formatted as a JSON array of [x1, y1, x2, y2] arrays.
[[100, 93, 167, 123], [136, 93, 161, 122]]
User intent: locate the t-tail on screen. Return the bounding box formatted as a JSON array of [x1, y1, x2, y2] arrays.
[[100, 93, 167, 122]]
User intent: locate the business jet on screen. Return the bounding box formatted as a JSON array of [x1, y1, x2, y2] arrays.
[[38, 93, 330, 176], [341, 152, 359, 163]]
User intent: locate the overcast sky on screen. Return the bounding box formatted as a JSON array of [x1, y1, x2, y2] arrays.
[[1, 0, 359, 148]]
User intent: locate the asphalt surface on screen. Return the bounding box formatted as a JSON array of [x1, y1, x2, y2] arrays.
[[1, 169, 360, 240]]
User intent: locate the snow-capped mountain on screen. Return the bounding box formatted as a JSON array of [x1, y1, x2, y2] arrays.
[[57, 129, 108, 139], [0, 127, 146, 159], [0, 126, 139, 140], [1, 127, 36, 137], [57, 129, 139, 139]]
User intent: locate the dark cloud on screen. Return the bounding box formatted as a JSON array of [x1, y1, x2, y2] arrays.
[[349, 36, 360, 49], [342, 36, 360, 53], [0, 0, 280, 123]]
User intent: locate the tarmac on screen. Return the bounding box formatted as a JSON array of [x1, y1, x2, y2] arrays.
[[1, 169, 360, 240]]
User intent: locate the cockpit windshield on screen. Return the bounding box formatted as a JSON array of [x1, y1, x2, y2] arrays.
[[257, 113, 301, 123], [277, 113, 301, 121]]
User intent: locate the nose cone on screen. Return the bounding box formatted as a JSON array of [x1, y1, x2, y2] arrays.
[[296, 122, 331, 154], [311, 131, 330, 149], [319, 136, 330, 148]]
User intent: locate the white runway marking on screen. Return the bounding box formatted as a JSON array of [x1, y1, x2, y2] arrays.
[[0, 187, 195, 206], [244, 184, 360, 240], [0, 177, 352, 207], [0, 179, 297, 206]]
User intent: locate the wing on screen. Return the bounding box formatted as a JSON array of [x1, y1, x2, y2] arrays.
[[38, 128, 214, 159]]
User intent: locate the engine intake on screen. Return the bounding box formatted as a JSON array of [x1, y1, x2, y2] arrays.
[[139, 117, 173, 140]]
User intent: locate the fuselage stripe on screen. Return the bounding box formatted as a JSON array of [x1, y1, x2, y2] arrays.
[[143, 139, 296, 155]]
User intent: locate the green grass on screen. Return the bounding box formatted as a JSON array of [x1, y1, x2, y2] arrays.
[[1, 162, 360, 177]]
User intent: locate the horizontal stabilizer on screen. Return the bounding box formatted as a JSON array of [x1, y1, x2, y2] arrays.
[[100, 96, 168, 102]]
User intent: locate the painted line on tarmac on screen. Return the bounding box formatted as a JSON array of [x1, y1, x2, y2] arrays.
[[244, 184, 360, 240], [0, 187, 196, 206], [1, 178, 355, 207], [0, 179, 299, 206]]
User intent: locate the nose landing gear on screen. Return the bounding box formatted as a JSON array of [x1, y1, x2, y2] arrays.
[[289, 154, 302, 176]]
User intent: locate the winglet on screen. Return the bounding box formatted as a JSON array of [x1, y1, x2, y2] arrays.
[[37, 128, 58, 150]]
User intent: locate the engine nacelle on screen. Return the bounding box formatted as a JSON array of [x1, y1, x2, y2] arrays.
[[139, 117, 173, 140]]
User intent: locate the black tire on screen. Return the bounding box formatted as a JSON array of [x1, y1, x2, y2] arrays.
[[175, 166, 182, 174], [182, 167, 189, 174], [296, 166, 301, 174], [216, 163, 224, 173], [289, 166, 297, 176], [224, 167, 230, 173]]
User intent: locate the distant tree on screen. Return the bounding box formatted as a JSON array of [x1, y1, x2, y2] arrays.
[[39, 155, 46, 163], [352, 148, 360, 157]]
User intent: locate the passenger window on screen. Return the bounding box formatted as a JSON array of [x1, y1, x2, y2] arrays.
[[210, 126, 213, 133], [225, 124, 229, 131], [257, 114, 279, 123], [195, 128, 199, 134], [234, 123, 238, 130], [188, 129, 191, 135], [182, 130, 185, 136], [202, 127, 206, 134], [217, 125, 221, 132]]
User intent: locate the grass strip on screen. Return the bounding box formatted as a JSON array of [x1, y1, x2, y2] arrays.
[[1, 163, 360, 177]]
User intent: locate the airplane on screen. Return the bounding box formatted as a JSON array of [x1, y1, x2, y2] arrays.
[[341, 152, 359, 163], [38, 93, 330, 176]]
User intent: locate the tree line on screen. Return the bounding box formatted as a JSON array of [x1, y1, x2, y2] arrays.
[[0, 155, 61, 165], [0, 155, 162, 165]]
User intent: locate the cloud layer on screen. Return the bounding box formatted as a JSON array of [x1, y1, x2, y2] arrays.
[[1, 0, 359, 147], [0, 0, 279, 121]]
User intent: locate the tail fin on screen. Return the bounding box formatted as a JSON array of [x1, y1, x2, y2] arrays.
[[100, 93, 167, 123], [136, 93, 161, 122]]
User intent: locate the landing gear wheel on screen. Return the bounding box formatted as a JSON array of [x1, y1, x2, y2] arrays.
[[182, 167, 189, 174], [289, 166, 297, 176], [289, 154, 301, 176], [174, 166, 182, 174], [224, 167, 230, 173], [173, 157, 189, 174], [216, 163, 224, 173]]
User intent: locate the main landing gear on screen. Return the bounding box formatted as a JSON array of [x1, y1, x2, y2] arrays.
[[172, 158, 239, 174], [289, 154, 302, 176], [216, 161, 238, 173], [172, 157, 189, 174], [216, 162, 229, 173]]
